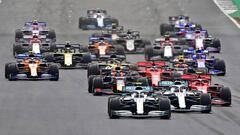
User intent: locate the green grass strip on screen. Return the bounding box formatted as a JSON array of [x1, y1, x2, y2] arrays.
[[230, 0, 240, 17]]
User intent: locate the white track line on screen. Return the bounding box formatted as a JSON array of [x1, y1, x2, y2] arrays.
[[213, 0, 240, 29]]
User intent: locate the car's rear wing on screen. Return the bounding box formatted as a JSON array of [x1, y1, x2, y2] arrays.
[[169, 16, 189, 22], [24, 22, 47, 27], [137, 61, 166, 68], [181, 74, 211, 80]]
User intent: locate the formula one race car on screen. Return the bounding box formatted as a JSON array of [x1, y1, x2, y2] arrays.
[[13, 37, 55, 57], [160, 15, 202, 35], [182, 49, 226, 76], [137, 61, 181, 88], [89, 68, 146, 95], [181, 74, 231, 106], [44, 42, 92, 69], [15, 20, 56, 43], [113, 29, 151, 53], [144, 36, 187, 61], [5, 53, 59, 81], [178, 29, 221, 53], [87, 55, 135, 77], [88, 39, 125, 58], [79, 9, 119, 30], [89, 32, 113, 44], [159, 80, 211, 113], [108, 86, 171, 119]]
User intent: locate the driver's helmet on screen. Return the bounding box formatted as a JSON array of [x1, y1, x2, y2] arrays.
[[164, 34, 171, 41], [32, 20, 38, 25], [178, 55, 185, 63], [127, 29, 132, 35], [33, 35, 38, 39], [64, 47, 72, 53], [179, 19, 186, 25]]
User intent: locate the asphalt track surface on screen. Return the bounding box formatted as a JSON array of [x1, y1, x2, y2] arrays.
[[0, 0, 240, 135]]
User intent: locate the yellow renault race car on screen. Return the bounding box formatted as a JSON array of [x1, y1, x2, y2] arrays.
[[44, 43, 92, 69]]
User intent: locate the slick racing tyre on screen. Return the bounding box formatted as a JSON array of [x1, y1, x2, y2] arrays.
[[144, 46, 154, 61], [87, 64, 100, 77], [159, 97, 171, 119], [48, 65, 59, 81], [88, 75, 95, 93], [82, 53, 92, 63], [92, 77, 104, 95], [214, 59, 226, 76], [160, 24, 173, 35], [108, 96, 121, 119], [220, 87, 231, 106], [47, 30, 56, 42], [7, 63, 18, 81], [200, 93, 211, 113], [15, 29, 23, 42], [213, 39, 221, 53], [115, 46, 125, 56]]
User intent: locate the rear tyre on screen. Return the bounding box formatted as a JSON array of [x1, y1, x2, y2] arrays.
[[13, 44, 23, 57], [44, 54, 54, 62], [115, 46, 125, 56], [48, 65, 59, 81], [160, 24, 173, 35], [15, 29, 23, 42], [214, 59, 226, 76], [213, 39, 221, 53], [47, 30, 56, 42], [7, 63, 18, 81], [87, 64, 100, 77], [92, 77, 104, 95], [144, 46, 154, 61], [88, 75, 95, 93], [220, 87, 231, 106], [82, 53, 92, 63]]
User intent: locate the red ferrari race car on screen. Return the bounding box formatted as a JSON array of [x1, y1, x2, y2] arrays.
[[181, 74, 231, 106], [137, 61, 181, 88]]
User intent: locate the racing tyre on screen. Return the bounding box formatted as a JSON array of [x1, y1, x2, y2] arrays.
[[159, 98, 171, 119], [214, 59, 226, 76], [213, 39, 221, 53], [144, 46, 154, 61], [47, 30, 56, 42], [50, 44, 57, 52], [48, 65, 59, 81], [87, 64, 100, 77], [79, 17, 86, 29], [82, 46, 89, 52], [7, 63, 18, 81], [108, 96, 121, 119], [5, 63, 12, 78], [104, 18, 119, 27], [115, 46, 125, 56], [220, 87, 231, 106], [15, 29, 23, 42], [82, 53, 92, 63], [160, 24, 173, 35], [200, 93, 211, 113], [88, 75, 95, 93], [44, 54, 54, 62], [92, 77, 104, 95], [13, 44, 23, 57]]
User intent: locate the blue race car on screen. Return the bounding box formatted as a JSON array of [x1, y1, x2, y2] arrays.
[[183, 49, 226, 76]]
